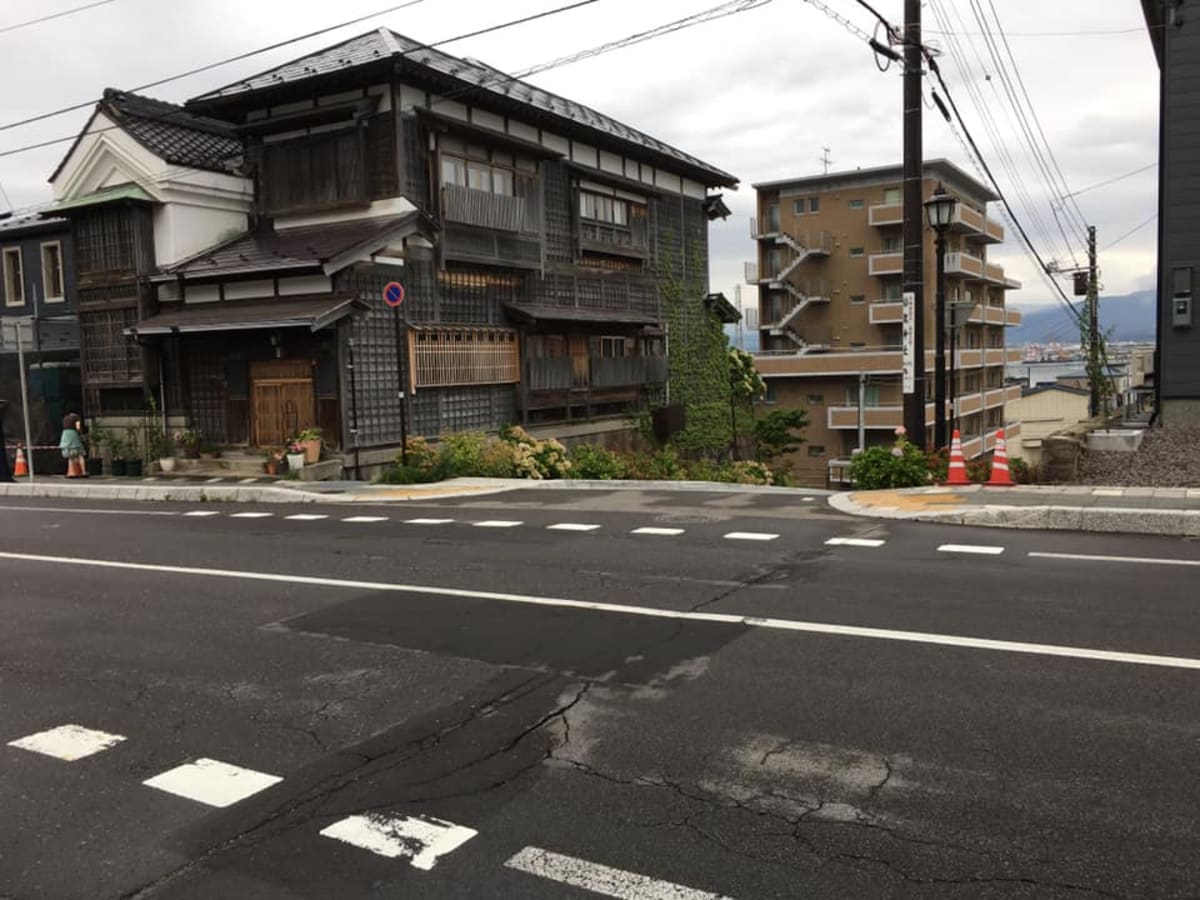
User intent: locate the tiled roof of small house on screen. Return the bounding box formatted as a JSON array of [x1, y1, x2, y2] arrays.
[[188, 28, 737, 188]]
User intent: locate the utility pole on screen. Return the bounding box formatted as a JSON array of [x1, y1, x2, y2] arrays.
[[1086, 225, 1100, 418], [901, 0, 926, 448]]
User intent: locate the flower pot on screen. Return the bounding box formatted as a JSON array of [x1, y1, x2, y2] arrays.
[[159, 457, 177, 473], [301, 439, 321, 464], [264, 460, 279, 476], [86, 458, 103, 477], [125, 459, 143, 477], [286, 452, 305, 472], [110, 459, 127, 477]]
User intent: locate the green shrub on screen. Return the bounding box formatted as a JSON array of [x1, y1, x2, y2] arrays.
[[754, 408, 807, 461], [501, 425, 572, 479], [568, 443, 627, 480], [438, 431, 489, 478], [849, 428, 932, 489], [625, 445, 685, 480], [1009, 456, 1033, 484]]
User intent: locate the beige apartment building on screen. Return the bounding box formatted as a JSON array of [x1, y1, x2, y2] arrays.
[[746, 160, 1024, 487]]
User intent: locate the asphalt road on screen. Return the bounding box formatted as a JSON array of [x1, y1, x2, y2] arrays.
[[1, 488, 1199, 899]]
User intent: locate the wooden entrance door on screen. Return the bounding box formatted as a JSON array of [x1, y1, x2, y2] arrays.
[[250, 360, 316, 447], [569, 336, 589, 388]]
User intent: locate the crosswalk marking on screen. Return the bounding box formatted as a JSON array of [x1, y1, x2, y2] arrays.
[[341, 516, 389, 523], [320, 813, 477, 869], [473, 520, 523, 528], [547, 523, 601, 532], [825, 537, 886, 548], [239, 478, 258, 485], [505, 846, 734, 899], [405, 518, 454, 525], [723, 531, 779, 542], [631, 527, 685, 536], [143, 758, 282, 808], [8, 724, 126, 761], [230, 512, 273, 519], [183, 511, 220, 518], [285, 514, 328, 521], [205, 477, 223, 484], [938, 543, 1005, 556]]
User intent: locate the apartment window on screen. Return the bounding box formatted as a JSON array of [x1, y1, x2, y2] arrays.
[[41, 242, 64, 302], [3, 247, 23, 307], [412, 327, 519, 388], [806, 393, 824, 405], [764, 382, 777, 403], [767, 204, 780, 230], [809, 197, 820, 213], [792, 199, 806, 216], [849, 199, 865, 209], [807, 445, 826, 458], [884, 282, 903, 301], [881, 236, 901, 252], [600, 336, 628, 358], [883, 187, 901, 205], [850, 294, 865, 304], [847, 385, 881, 406], [849, 247, 864, 257]]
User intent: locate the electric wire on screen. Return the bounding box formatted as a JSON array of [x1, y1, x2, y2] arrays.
[[0, 0, 113, 36], [1101, 214, 1156, 252], [1064, 162, 1158, 199]]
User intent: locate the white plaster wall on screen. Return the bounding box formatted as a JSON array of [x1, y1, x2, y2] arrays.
[[154, 203, 248, 268]]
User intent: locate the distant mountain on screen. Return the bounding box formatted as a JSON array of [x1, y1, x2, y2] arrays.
[[1008, 289, 1156, 346]]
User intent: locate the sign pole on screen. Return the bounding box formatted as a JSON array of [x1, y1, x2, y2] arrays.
[[15, 319, 35, 482], [383, 280, 408, 466]]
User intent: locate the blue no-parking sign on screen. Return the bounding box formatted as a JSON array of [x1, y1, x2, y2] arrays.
[[383, 281, 405, 307]]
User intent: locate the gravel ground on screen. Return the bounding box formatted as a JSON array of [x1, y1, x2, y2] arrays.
[[1077, 426, 1200, 486]]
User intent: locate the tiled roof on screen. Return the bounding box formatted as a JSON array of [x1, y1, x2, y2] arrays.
[[189, 28, 736, 187], [102, 89, 242, 173], [0, 204, 66, 235], [133, 296, 365, 334], [165, 212, 430, 278]]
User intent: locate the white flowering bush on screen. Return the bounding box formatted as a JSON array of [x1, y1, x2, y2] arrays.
[[501, 426, 572, 479]]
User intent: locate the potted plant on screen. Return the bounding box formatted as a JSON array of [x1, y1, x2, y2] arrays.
[[108, 434, 127, 477], [85, 422, 108, 476], [174, 427, 202, 459], [296, 427, 322, 464], [124, 425, 143, 477], [263, 448, 284, 476], [144, 410, 172, 472], [199, 441, 221, 460], [286, 441, 306, 473]]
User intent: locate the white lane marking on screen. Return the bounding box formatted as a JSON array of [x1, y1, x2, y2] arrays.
[[6, 551, 1200, 671], [341, 516, 388, 523], [238, 478, 257, 485], [723, 531, 779, 542], [142, 477, 158, 482], [547, 523, 601, 532], [631, 527, 685, 536], [183, 511, 220, 518], [825, 537, 886, 548], [473, 520, 523, 528], [404, 518, 454, 525], [803, 497, 815, 502], [8, 724, 126, 761], [143, 758, 281, 808], [1092, 488, 1125, 496], [505, 846, 733, 900], [230, 512, 273, 519], [285, 514, 328, 521], [938, 544, 1005, 556], [1030, 551, 1200, 568], [320, 813, 477, 869], [205, 477, 223, 484]]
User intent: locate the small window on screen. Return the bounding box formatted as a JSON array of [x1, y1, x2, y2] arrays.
[[809, 197, 820, 213], [884, 283, 903, 301], [764, 382, 777, 403], [881, 236, 901, 252], [849, 247, 865, 257], [792, 199, 806, 216], [849, 199, 865, 209], [883, 187, 901, 205], [41, 242, 64, 302], [441, 157, 466, 187], [600, 336, 627, 358], [850, 294, 865, 304], [807, 445, 825, 458], [806, 393, 824, 405], [3, 247, 23, 307]]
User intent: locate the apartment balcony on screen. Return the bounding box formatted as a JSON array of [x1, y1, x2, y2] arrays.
[[750, 216, 780, 240], [983, 218, 1005, 243], [984, 348, 1007, 366], [869, 301, 905, 325], [754, 350, 902, 377], [827, 405, 903, 430], [1006, 308, 1022, 327], [983, 387, 1007, 409], [1005, 382, 1023, 403], [954, 392, 984, 417], [869, 203, 903, 227], [868, 251, 904, 276], [945, 251, 985, 279], [744, 261, 763, 284], [1006, 347, 1022, 364]]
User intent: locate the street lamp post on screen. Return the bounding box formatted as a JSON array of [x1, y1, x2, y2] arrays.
[[924, 183, 957, 449]]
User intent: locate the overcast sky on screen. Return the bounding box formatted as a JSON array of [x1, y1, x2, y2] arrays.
[[0, 0, 1159, 312]]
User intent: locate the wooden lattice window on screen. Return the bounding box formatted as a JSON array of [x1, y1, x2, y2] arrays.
[[262, 129, 365, 215], [80, 307, 142, 384], [412, 327, 519, 388]]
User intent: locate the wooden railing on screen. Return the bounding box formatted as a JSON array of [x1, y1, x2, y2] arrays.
[[443, 182, 541, 234], [580, 217, 648, 255], [526, 355, 667, 391]]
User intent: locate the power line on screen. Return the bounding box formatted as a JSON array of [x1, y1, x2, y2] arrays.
[[0, 0, 430, 134], [0, 0, 113, 35], [926, 26, 1144, 37], [1064, 162, 1158, 199], [1101, 214, 1156, 252], [0, 0, 608, 162]]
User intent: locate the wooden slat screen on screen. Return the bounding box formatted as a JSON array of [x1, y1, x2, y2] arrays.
[[412, 327, 519, 388]]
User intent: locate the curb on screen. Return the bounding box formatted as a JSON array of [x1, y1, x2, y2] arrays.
[[827, 492, 1200, 538], [0, 483, 326, 504]]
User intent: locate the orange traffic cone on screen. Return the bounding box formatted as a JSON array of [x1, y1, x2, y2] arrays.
[[945, 429, 969, 485], [13, 445, 28, 477], [986, 428, 1013, 487]]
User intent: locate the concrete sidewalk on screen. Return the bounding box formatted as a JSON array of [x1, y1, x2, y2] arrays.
[[829, 484, 1200, 537]]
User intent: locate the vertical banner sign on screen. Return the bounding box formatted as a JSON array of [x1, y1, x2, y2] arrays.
[[901, 291, 916, 395]]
